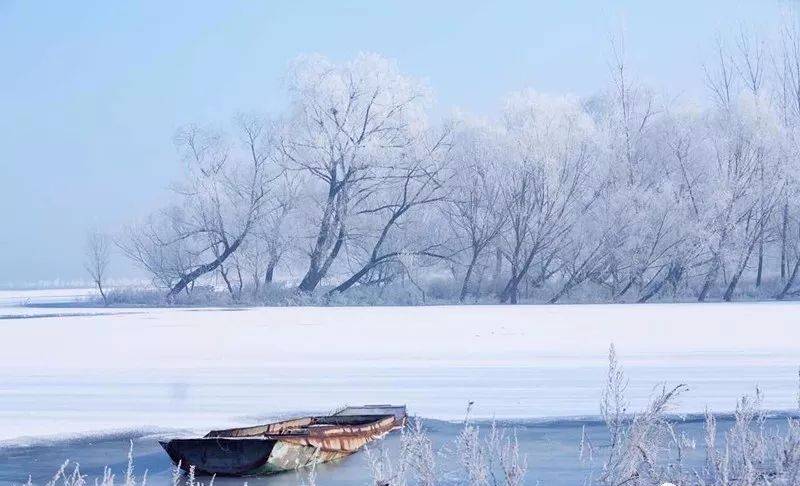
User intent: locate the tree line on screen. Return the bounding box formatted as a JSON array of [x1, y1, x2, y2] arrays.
[[87, 24, 800, 305]]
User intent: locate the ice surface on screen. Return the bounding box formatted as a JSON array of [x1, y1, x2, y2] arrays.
[[0, 289, 798, 442]]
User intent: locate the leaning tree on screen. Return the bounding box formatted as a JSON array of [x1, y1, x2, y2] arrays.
[[280, 53, 431, 293], [122, 121, 274, 299]]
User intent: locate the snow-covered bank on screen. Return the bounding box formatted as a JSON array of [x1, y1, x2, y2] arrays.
[[3, 301, 798, 370], [0, 288, 97, 307], [0, 296, 798, 442]]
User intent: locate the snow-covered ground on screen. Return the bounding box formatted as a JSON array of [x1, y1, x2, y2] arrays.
[[0, 289, 798, 443], [0, 288, 98, 307]]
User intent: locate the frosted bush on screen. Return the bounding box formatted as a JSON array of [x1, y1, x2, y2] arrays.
[[585, 344, 800, 486]]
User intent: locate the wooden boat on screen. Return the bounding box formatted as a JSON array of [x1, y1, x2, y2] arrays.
[[160, 405, 407, 476]]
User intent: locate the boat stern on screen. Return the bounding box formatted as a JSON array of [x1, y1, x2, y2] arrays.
[[159, 438, 278, 476]]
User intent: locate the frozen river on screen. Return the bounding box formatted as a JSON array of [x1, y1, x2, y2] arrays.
[[0, 360, 797, 444], [0, 289, 799, 481]]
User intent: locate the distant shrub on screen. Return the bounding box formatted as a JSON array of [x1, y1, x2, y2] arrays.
[[75, 272, 800, 308], [99, 285, 226, 307], [419, 275, 455, 301]]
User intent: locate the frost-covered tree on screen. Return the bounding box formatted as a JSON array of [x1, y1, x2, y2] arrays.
[[637, 107, 708, 302], [122, 120, 274, 299], [239, 172, 299, 295], [774, 21, 800, 299], [327, 126, 452, 295], [280, 53, 430, 293], [698, 34, 783, 302], [586, 41, 691, 303], [704, 96, 781, 301], [497, 90, 597, 304], [117, 23, 800, 305], [84, 229, 111, 305], [443, 120, 508, 302]]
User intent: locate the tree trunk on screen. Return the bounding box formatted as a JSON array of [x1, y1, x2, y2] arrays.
[[723, 239, 758, 302], [723, 269, 744, 302], [330, 263, 377, 294], [492, 248, 503, 295], [777, 258, 800, 300], [698, 257, 719, 302], [781, 203, 788, 281], [474, 266, 485, 299], [756, 235, 763, 287], [327, 204, 412, 297], [298, 186, 344, 293], [167, 236, 245, 299], [637, 277, 667, 303], [550, 277, 578, 304], [298, 224, 345, 293], [264, 262, 276, 285], [219, 264, 235, 298], [95, 280, 107, 306], [500, 244, 540, 304], [614, 277, 636, 301], [500, 275, 521, 304], [459, 251, 480, 303], [264, 247, 279, 285], [298, 270, 322, 293], [328, 211, 407, 296], [252, 270, 260, 298], [235, 263, 243, 297]]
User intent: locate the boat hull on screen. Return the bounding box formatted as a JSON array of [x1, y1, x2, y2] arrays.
[[160, 438, 348, 475], [160, 406, 406, 476]]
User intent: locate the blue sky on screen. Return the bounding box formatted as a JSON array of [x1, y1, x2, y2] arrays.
[[0, 0, 790, 284]]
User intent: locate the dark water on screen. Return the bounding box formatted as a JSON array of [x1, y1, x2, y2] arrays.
[[0, 416, 789, 485]]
